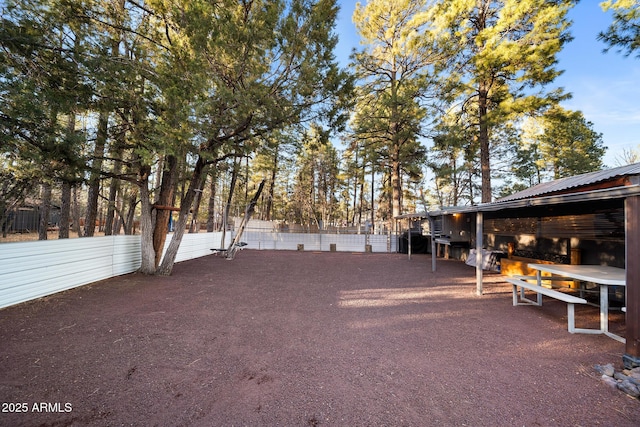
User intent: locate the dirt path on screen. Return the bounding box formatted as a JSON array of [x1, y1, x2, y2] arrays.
[[1, 251, 637, 426]]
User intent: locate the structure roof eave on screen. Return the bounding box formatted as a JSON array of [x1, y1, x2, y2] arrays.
[[495, 163, 640, 203]]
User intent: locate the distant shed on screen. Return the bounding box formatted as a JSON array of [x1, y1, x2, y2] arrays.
[[2, 204, 61, 234]]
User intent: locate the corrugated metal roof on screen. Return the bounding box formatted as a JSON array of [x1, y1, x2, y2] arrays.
[[495, 162, 640, 203]]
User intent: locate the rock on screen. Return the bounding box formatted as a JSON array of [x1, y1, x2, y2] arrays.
[[618, 380, 640, 398], [627, 376, 640, 387], [614, 372, 630, 381], [601, 375, 619, 390], [595, 363, 615, 377]]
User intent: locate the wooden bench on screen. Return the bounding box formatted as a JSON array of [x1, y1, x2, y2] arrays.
[[506, 277, 589, 334]]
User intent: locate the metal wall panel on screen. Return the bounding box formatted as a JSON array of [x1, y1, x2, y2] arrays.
[[276, 233, 321, 251], [243, 231, 277, 250], [112, 235, 142, 275], [371, 235, 392, 252], [0, 237, 125, 309], [167, 232, 227, 263], [322, 234, 363, 252], [153, 231, 229, 264], [0, 231, 395, 310], [242, 232, 393, 253], [0, 233, 231, 310]]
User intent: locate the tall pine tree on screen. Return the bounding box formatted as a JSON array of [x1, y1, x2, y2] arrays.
[[429, 0, 574, 202]]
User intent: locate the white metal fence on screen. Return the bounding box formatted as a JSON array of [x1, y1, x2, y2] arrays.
[[0, 231, 396, 310], [242, 231, 395, 252], [0, 232, 229, 310]]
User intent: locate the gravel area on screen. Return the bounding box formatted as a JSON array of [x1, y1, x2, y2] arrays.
[[1, 250, 638, 426]]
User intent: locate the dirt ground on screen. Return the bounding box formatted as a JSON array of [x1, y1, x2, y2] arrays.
[[1, 250, 638, 426]]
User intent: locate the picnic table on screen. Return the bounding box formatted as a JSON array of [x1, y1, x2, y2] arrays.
[[528, 263, 626, 343]]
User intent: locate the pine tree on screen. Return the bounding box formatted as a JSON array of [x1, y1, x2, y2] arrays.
[[536, 107, 606, 179], [351, 0, 436, 227], [429, 0, 574, 202], [599, 0, 640, 58]]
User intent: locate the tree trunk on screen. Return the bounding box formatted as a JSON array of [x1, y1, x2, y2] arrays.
[[390, 156, 402, 224], [352, 150, 359, 226], [59, 181, 71, 239], [152, 155, 178, 267], [265, 146, 278, 221], [244, 156, 250, 204], [189, 177, 205, 233], [38, 182, 51, 240], [223, 159, 240, 232], [59, 113, 76, 239], [72, 185, 82, 236], [157, 156, 208, 276], [104, 177, 119, 236], [370, 165, 375, 231], [104, 142, 123, 235], [113, 198, 123, 235], [138, 165, 156, 274], [452, 156, 459, 206], [85, 111, 108, 237], [124, 189, 138, 235], [478, 83, 491, 203], [206, 172, 217, 232], [390, 67, 402, 228], [358, 181, 364, 227]]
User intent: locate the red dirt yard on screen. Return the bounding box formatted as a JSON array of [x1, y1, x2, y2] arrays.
[[1, 250, 638, 426]]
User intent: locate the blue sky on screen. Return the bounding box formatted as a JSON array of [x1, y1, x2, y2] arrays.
[[333, 1, 640, 167]]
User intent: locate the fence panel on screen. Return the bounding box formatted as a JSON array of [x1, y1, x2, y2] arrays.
[[370, 234, 394, 252], [278, 233, 321, 251], [319, 234, 363, 252], [0, 233, 233, 310], [0, 237, 123, 309], [0, 231, 396, 310], [243, 231, 277, 250], [164, 232, 227, 263], [241, 231, 394, 253], [112, 235, 142, 276]]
